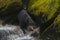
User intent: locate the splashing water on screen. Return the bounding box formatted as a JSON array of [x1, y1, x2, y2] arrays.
[[0, 26, 16, 31], [0, 24, 35, 40], [6, 35, 34, 40]]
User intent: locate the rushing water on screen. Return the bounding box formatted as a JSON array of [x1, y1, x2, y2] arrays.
[[0, 24, 35, 40]]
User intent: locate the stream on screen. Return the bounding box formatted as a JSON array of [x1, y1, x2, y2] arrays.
[[0, 24, 35, 40]]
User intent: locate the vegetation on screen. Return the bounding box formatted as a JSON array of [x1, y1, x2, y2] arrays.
[[0, 0, 22, 16]]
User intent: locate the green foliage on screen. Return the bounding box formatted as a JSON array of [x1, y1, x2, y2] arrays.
[[28, 0, 59, 20], [0, 0, 22, 8], [0, 0, 22, 15]]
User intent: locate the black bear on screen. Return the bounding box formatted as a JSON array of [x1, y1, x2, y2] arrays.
[[17, 9, 36, 33]]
